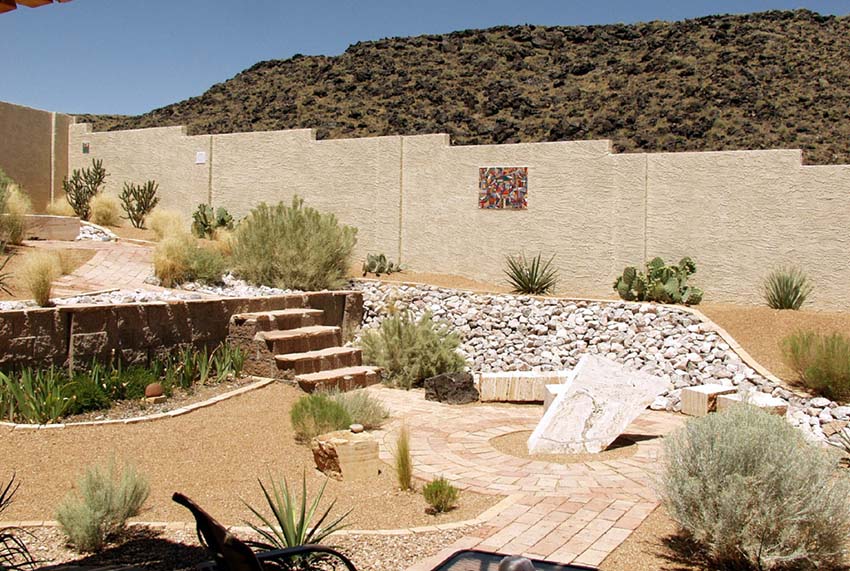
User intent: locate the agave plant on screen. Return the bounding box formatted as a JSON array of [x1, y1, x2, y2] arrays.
[[0, 475, 34, 571], [243, 473, 350, 550], [761, 266, 813, 310], [503, 252, 558, 295], [827, 427, 850, 467]]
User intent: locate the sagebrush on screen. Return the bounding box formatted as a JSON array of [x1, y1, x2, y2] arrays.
[[230, 196, 357, 290], [782, 330, 850, 401], [361, 310, 466, 389], [423, 476, 459, 513], [661, 404, 850, 570], [290, 393, 352, 442], [762, 266, 813, 310], [56, 459, 149, 553]]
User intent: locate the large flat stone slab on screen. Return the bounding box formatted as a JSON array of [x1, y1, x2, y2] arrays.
[[24, 214, 80, 241], [478, 370, 570, 402], [681, 384, 737, 417], [528, 354, 669, 454], [717, 391, 788, 416]]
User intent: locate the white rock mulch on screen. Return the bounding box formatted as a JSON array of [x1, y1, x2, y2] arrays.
[[75, 221, 117, 242]]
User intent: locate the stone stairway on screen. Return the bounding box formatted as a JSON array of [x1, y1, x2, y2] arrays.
[[228, 306, 380, 393]]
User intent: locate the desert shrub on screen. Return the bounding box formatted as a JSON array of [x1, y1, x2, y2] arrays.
[[362, 253, 401, 276], [147, 208, 184, 240], [191, 204, 234, 239], [63, 159, 108, 220], [661, 404, 850, 570], [361, 310, 466, 389], [46, 198, 75, 217], [614, 256, 703, 305], [153, 233, 225, 287], [230, 196, 357, 290], [0, 475, 34, 571], [290, 393, 352, 442], [56, 459, 149, 553], [89, 194, 121, 227], [783, 331, 850, 401], [504, 252, 557, 295], [423, 477, 459, 513], [119, 181, 159, 229], [19, 250, 59, 306], [394, 425, 413, 491], [208, 228, 234, 257], [0, 186, 31, 246], [329, 389, 389, 429], [244, 473, 349, 549], [762, 266, 813, 310]]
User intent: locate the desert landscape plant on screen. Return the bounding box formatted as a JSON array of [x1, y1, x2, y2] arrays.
[[0, 367, 71, 424], [762, 265, 813, 310], [119, 181, 159, 229], [422, 477, 459, 513], [661, 404, 850, 570], [191, 204, 233, 239], [504, 252, 557, 295], [45, 198, 75, 217], [56, 459, 149, 552], [89, 193, 121, 227], [0, 475, 34, 571], [19, 250, 59, 306], [0, 253, 13, 296], [362, 253, 401, 277], [153, 233, 226, 287], [244, 473, 350, 549], [394, 425, 413, 491], [230, 196, 357, 290], [290, 393, 352, 442], [361, 310, 466, 389], [0, 186, 31, 246], [147, 208, 184, 240], [614, 256, 703, 305], [782, 330, 850, 401], [63, 159, 108, 220], [328, 389, 389, 429]]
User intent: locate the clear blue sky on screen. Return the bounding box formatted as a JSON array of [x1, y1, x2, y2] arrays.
[[1, 0, 847, 116]]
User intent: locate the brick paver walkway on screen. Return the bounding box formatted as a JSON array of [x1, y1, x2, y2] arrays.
[[367, 387, 685, 569]]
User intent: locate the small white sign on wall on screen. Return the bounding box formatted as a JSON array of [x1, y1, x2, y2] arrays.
[[195, 151, 207, 165]]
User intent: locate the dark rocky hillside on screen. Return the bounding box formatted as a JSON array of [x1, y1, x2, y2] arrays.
[[78, 9, 850, 164]]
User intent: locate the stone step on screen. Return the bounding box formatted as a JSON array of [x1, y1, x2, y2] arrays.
[[258, 326, 342, 355], [275, 346, 362, 375], [296, 365, 381, 393], [230, 308, 324, 336]]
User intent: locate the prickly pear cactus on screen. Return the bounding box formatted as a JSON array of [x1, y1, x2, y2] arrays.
[[362, 253, 402, 277], [613, 256, 703, 305]]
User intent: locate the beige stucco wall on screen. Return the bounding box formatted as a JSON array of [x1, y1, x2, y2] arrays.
[[62, 119, 850, 309], [0, 101, 73, 211]]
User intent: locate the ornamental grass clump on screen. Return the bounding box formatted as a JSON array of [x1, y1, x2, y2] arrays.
[[56, 460, 149, 553], [422, 476, 459, 514], [394, 425, 413, 491], [503, 252, 558, 295], [89, 193, 122, 227], [153, 233, 226, 287], [783, 331, 850, 401], [230, 196, 357, 291], [290, 393, 352, 442], [147, 208, 184, 240], [0, 185, 31, 246], [19, 250, 59, 307], [661, 404, 850, 570], [762, 265, 813, 310], [328, 389, 389, 430], [361, 310, 466, 389]]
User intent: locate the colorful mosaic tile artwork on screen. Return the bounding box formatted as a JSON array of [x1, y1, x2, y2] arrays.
[[479, 167, 528, 209]]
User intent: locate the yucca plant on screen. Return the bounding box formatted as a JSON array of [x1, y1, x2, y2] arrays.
[[503, 252, 558, 295], [761, 266, 813, 310], [0, 475, 34, 571], [244, 473, 350, 550]]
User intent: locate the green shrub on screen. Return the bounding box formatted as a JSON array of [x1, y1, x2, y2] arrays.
[[362, 253, 401, 277], [329, 389, 389, 429], [783, 331, 850, 400], [244, 473, 350, 549], [231, 196, 357, 290], [762, 266, 813, 310], [191, 204, 234, 239], [19, 250, 60, 307], [0, 367, 70, 424], [394, 425, 413, 491], [614, 256, 703, 305], [119, 181, 159, 229], [361, 310, 466, 389], [63, 159, 108, 220], [422, 476, 459, 513], [56, 459, 149, 553], [89, 193, 121, 227], [0, 475, 34, 571], [661, 404, 850, 570], [153, 233, 226, 287], [504, 252, 557, 295], [290, 393, 352, 442]]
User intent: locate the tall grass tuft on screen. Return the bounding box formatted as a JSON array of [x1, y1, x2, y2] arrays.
[[147, 208, 184, 240], [46, 198, 76, 217], [290, 393, 352, 442], [661, 404, 850, 570], [89, 194, 122, 227], [230, 196, 357, 290], [761, 266, 813, 310], [394, 425, 414, 491], [153, 233, 226, 287], [504, 252, 558, 295], [783, 330, 850, 400], [0, 186, 32, 246], [56, 459, 150, 553], [360, 310, 466, 389], [19, 250, 60, 306]]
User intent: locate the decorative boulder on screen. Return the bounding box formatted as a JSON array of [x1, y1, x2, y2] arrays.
[[311, 430, 380, 481], [145, 382, 164, 398], [424, 372, 479, 404]]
